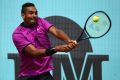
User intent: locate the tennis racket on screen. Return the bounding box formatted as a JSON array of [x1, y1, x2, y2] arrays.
[[75, 11, 111, 43]]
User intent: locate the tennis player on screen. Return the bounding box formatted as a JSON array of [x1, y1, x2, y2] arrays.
[[12, 2, 76, 80]]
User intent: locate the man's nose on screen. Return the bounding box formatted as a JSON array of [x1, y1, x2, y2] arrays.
[[33, 13, 37, 17]]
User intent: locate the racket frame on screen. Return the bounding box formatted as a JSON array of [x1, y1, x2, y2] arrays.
[[76, 11, 111, 43]]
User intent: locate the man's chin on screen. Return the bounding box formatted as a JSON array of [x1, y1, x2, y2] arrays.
[[30, 21, 37, 26]]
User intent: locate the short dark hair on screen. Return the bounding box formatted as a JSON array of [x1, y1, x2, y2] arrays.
[[21, 2, 35, 13]]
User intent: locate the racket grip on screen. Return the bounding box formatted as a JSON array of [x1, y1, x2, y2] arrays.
[[76, 39, 79, 43], [76, 38, 85, 43], [74, 40, 78, 44], [76, 38, 81, 43]]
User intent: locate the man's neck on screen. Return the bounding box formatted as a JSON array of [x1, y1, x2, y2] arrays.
[[21, 22, 35, 28]]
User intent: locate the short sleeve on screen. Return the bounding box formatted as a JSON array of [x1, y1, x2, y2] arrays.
[[40, 18, 53, 31], [12, 33, 31, 53]]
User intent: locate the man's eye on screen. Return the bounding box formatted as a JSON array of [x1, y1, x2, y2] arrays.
[[29, 12, 33, 14]]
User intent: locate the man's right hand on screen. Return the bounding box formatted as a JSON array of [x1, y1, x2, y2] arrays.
[[54, 42, 77, 52]]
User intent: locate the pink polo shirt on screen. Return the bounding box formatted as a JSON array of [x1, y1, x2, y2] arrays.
[[12, 17, 54, 77]]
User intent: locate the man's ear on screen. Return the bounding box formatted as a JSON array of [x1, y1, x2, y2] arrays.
[[21, 13, 25, 19]]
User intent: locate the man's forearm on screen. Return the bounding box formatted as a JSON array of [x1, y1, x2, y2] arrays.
[[49, 26, 71, 43], [54, 29, 71, 43]]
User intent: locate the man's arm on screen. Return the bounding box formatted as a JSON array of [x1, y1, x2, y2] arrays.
[[23, 26, 77, 57], [23, 44, 74, 57], [23, 44, 46, 57], [49, 26, 71, 43], [49, 26, 77, 48]]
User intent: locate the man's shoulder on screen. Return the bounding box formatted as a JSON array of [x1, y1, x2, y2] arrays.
[[37, 17, 43, 20], [12, 25, 27, 39], [37, 17, 46, 23], [12, 25, 22, 36], [13, 24, 29, 34], [13, 24, 20, 32]]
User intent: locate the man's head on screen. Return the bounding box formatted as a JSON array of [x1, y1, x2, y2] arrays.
[[21, 2, 38, 26]]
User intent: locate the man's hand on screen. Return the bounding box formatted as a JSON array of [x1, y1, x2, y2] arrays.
[[54, 40, 77, 52], [67, 40, 77, 48]]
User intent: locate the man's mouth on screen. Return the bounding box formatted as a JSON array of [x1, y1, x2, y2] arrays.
[[30, 18, 36, 22]]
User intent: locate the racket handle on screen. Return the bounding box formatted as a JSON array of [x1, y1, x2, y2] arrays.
[[76, 38, 86, 43], [76, 37, 82, 43], [76, 38, 80, 43], [74, 40, 78, 44]]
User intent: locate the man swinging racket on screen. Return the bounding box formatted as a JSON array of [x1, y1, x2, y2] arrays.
[[12, 2, 77, 80]]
